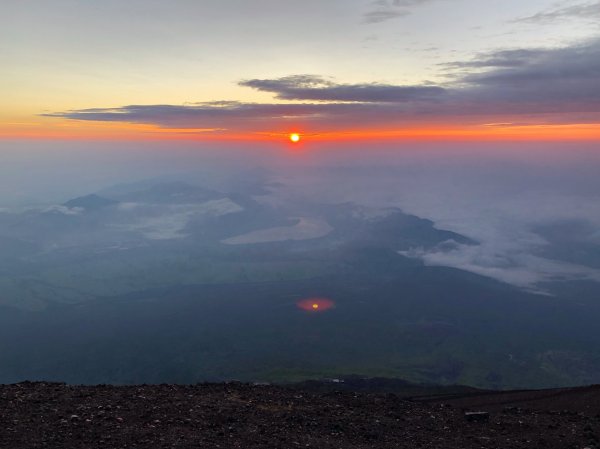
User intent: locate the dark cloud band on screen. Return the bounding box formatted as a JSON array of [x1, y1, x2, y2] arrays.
[[239, 75, 445, 103]]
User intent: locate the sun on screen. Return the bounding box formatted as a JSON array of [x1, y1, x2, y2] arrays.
[[312, 303, 319, 310], [289, 133, 301, 143]]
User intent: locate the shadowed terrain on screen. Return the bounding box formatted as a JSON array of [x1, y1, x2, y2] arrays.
[[1, 179, 600, 389]]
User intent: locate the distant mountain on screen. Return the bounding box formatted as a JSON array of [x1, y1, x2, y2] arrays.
[[63, 194, 118, 210]]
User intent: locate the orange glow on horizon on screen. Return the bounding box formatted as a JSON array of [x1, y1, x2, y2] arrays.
[[1, 119, 599, 142]]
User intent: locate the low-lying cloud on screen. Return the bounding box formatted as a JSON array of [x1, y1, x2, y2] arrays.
[[401, 240, 600, 292], [269, 148, 600, 293]]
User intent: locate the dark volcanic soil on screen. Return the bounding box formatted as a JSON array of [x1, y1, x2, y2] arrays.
[[1, 382, 600, 449]]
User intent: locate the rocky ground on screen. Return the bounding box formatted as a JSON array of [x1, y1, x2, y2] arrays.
[[1, 382, 600, 448]]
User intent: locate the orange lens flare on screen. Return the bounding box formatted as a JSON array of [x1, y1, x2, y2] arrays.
[[297, 297, 335, 312]]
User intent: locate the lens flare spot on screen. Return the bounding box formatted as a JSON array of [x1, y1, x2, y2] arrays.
[[290, 133, 300, 143], [297, 297, 335, 312]]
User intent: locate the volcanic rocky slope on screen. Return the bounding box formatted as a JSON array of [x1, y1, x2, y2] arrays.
[[1, 382, 600, 448]]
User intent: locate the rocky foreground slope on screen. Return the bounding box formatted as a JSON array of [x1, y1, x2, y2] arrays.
[[1, 382, 600, 448]]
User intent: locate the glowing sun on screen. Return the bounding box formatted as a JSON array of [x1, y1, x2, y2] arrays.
[[312, 303, 319, 310], [289, 133, 301, 143]]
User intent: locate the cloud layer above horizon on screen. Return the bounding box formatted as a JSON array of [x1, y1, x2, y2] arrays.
[[45, 37, 600, 135]]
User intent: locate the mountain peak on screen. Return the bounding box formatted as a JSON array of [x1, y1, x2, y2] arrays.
[[63, 194, 117, 210]]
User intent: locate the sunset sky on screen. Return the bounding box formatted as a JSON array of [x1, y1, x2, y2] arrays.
[[2, 0, 600, 141]]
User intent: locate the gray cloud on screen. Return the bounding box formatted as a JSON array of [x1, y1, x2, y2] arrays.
[[45, 37, 600, 131], [515, 1, 600, 24], [239, 75, 445, 102], [364, 9, 409, 23], [459, 39, 600, 106], [392, 0, 444, 4], [442, 49, 541, 69], [44, 101, 391, 130], [363, 0, 441, 23]]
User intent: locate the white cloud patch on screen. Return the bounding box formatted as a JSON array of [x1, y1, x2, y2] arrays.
[[115, 198, 243, 240], [400, 240, 600, 293], [396, 192, 600, 292], [43, 205, 84, 215]]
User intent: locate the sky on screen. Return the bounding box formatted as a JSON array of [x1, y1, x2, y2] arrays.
[[2, 0, 600, 141]]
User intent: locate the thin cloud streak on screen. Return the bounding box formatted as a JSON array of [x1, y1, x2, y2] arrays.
[[363, 0, 443, 23], [514, 1, 600, 24]]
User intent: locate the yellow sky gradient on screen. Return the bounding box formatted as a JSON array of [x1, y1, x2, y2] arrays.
[[2, 0, 599, 142]]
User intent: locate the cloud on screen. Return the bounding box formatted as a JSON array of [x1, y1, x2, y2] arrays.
[[45, 37, 600, 131], [442, 49, 541, 69], [45, 101, 385, 130], [515, 1, 600, 24], [363, 0, 442, 23], [456, 39, 600, 112], [400, 241, 600, 292], [271, 154, 600, 292], [43, 205, 83, 215], [239, 75, 445, 102], [364, 9, 409, 23], [399, 190, 600, 292]]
